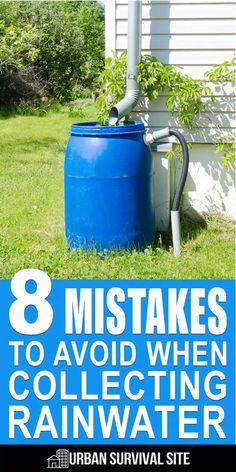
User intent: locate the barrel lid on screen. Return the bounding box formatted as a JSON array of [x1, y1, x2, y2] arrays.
[[70, 121, 145, 136]]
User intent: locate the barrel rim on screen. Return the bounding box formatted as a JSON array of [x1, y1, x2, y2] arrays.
[[70, 121, 145, 136]]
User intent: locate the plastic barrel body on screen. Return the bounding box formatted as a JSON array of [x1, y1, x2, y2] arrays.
[[64, 121, 155, 251]]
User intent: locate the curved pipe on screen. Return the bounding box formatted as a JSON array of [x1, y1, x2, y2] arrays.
[[144, 127, 189, 211], [144, 127, 189, 256], [169, 129, 189, 211], [109, 0, 142, 125], [109, 90, 140, 124], [169, 129, 189, 256]]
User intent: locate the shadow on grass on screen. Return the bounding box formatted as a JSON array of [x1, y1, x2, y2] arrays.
[[0, 106, 18, 119], [0, 105, 48, 119], [0, 103, 59, 120], [0, 100, 93, 120], [156, 209, 208, 250]]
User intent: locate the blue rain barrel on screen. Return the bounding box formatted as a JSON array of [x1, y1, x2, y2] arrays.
[[64, 121, 155, 251]]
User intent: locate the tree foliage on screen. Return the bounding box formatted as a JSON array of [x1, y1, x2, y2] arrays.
[[0, 0, 104, 105], [96, 52, 214, 128], [204, 55, 236, 83], [96, 52, 128, 123], [138, 55, 214, 129], [96, 53, 236, 168]]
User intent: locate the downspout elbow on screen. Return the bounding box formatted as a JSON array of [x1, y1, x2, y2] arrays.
[[109, 89, 140, 124]]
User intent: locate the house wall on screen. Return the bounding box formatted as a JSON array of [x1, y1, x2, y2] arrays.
[[105, 0, 236, 227]]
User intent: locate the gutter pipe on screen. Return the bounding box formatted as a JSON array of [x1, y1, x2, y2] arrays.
[[109, 0, 142, 125]]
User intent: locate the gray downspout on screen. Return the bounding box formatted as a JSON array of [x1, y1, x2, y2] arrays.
[[109, 0, 142, 125]]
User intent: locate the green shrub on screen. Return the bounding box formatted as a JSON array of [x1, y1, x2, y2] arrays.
[[0, 1, 104, 105], [96, 53, 236, 168], [96, 52, 214, 128]]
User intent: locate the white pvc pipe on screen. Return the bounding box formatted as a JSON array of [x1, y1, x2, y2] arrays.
[[171, 210, 181, 256]]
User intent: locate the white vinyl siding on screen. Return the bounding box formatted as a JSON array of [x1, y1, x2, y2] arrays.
[[117, 19, 236, 35]]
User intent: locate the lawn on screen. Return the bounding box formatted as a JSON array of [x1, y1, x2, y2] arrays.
[[0, 100, 235, 279]]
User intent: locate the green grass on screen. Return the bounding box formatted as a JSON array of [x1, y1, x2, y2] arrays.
[[0, 101, 235, 279]]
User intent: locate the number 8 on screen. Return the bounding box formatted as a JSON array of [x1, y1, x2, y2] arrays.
[[9, 269, 53, 335]]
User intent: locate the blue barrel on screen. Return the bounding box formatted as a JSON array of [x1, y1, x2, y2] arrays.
[[64, 121, 155, 251]]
